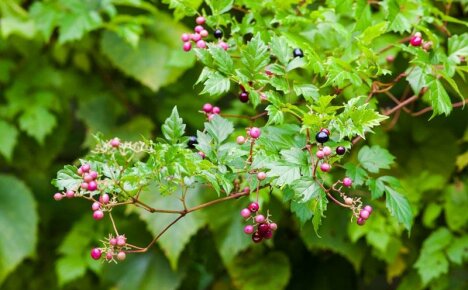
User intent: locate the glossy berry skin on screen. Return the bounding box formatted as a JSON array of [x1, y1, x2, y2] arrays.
[[200, 30, 209, 38], [90, 248, 102, 260], [343, 177, 352, 187], [257, 172, 267, 180], [110, 138, 120, 148], [81, 182, 89, 190], [219, 41, 229, 51], [66, 190, 75, 198], [53, 193, 63, 201], [196, 40, 207, 49], [263, 230, 273, 239], [100, 193, 110, 204], [203, 103, 213, 113], [212, 106, 221, 114], [241, 208, 251, 218], [336, 146, 346, 155], [255, 214, 266, 224], [183, 42, 192, 52], [93, 210, 104, 220], [187, 136, 198, 148], [181, 33, 190, 42], [191, 33, 201, 42], [117, 251, 126, 261], [236, 136, 246, 145], [88, 181, 98, 191], [252, 232, 263, 243], [244, 225, 254, 234], [248, 202, 259, 212], [316, 150, 325, 159], [89, 171, 98, 180], [357, 218, 366, 226], [360, 210, 370, 219], [214, 29, 223, 39], [363, 205, 373, 214], [83, 174, 93, 183], [258, 223, 270, 235], [320, 128, 330, 136], [81, 164, 91, 173], [315, 131, 329, 143], [293, 48, 304, 58], [322, 146, 332, 156], [269, 223, 278, 231], [239, 92, 249, 103], [249, 127, 261, 139], [196, 16, 206, 25], [109, 238, 117, 246], [194, 25, 204, 33], [410, 36, 422, 46], [320, 163, 331, 172], [92, 202, 100, 211], [117, 235, 126, 246]]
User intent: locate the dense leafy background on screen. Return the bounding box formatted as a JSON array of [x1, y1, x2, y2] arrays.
[[0, 0, 467, 289]]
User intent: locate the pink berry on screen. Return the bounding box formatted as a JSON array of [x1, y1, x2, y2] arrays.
[[248, 202, 259, 212], [316, 150, 325, 159], [191, 33, 201, 42], [109, 238, 117, 246], [410, 36, 422, 46], [196, 40, 206, 49], [320, 163, 331, 172], [212, 106, 220, 114], [249, 127, 261, 139], [243, 187, 250, 193], [203, 103, 213, 113], [181, 33, 190, 42], [83, 173, 93, 183], [106, 251, 113, 261], [255, 215, 265, 223], [320, 128, 330, 136], [322, 146, 332, 156], [360, 210, 370, 219], [93, 210, 104, 220], [260, 93, 267, 101], [117, 251, 126, 261], [257, 172, 267, 180], [183, 42, 192, 52], [90, 248, 102, 260], [363, 205, 373, 214], [88, 181, 98, 191], [89, 171, 98, 180], [81, 182, 89, 190], [196, 16, 205, 25], [92, 202, 100, 211], [357, 217, 366, 226], [66, 190, 75, 199], [343, 177, 352, 187], [77, 167, 83, 175], [422, 41, 432, 51], [236, 136, 246, 145], [194, 25, 204, 33], [219, 41, 229, 51], [241, 208, 251, 218], [117, 235, 126, 246], [244, 225, 254, 234], [81, 164, 90, 173], [100, 193, 110, 204], [110, 138, 120, 148], [198, 151, 205, 159], [53, 193, 63, 201], [269, 223, 278, 231], [200, 29, 209, 38], [386, 55, 395, 63]]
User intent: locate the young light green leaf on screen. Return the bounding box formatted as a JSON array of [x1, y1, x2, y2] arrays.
[[209, 45, 234, 75], [358, 145, 395, 173], [201, 72, 231, 96], [206, 0, 233, 15], [161, 107, 186, 144], [241, 34, 269, 75], [293, 84, 319, 102], [0, 120, 18, 161], [385, 183, 413, 231], [52, 165, 83, 191], [270, 35, 290, 65], [447, 33, 468, 65], [291, 178, 324, 202], [426, 79, 452, 118], [204, 114, 234, 144], [358, 21, 388, 45]]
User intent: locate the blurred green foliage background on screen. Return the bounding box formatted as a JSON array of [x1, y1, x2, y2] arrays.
[[0, 0, 467, 289]]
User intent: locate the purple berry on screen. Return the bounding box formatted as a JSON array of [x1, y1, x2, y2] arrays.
[[336, 146, 346, 155], [88, 181, 98, 191], [363, 205, 373, 214], [203, 103, 213, 113], [93, 210, 104, 220], [248, 202, 259, 212], [269, 223, 278, 231], [53, 193, 63, 201], [249, 127, 261, 139], [343, 177, 352, 187], [255, 215, 265, 224], [322, 146, 332, 156], [320, 163, 331, 172], [212, 106, 220, 114], [258, 223, 270, 234], [244, 225, 254, 234], [239, 92, 249, 103], [241, 208, 251, 218], [357, 217, 366, 226], [183, 42, 192, 52], [320, 128, 330, 136], [99, 193, 110, 204], [360, 210, 370, 219], [181, 33, 190, 42], [90, 248, 102, 260], [117, 251, 126, 261], [196, 16, 206, 25], [257, 172, 267, 180], [263, 229, 273, 239], [252, 232, 263, 243]]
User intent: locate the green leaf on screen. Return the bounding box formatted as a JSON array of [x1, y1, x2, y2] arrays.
[[161, 107, 186, 144], [209, 45, 234, 75], [444, 184, 468, 231], [206, 0, 233, 15], [57, 0, 103, 43], [204, 115, 234, 144], [270, 35, 290, 65], [266, 163, 301, 187], [406, 66, 431, 95], [52, 165, 83, 191], [227, 251, 291, 290], [0, 120, 18, 161], [293, 84, 319, 102], [358, 145, 395, 173], [291, 178, 324, 202], [18, 106, 56, 144], [312, 192, 328, 235], [344, 163, 368, 187], [358, 22, 388, 45], [241, 34, 269, 75], [0, 175, 38, 284], [448, 33, 468, 65], [266, 105, 284, 125], [426, 79, 452, 118], [384, 0, 423, 33], [291, 201, 313, 225], [162, 0, 202, 20], [200, 72, 231, 96], [385, 183, 413, 231], [446, 235, 468, 265]]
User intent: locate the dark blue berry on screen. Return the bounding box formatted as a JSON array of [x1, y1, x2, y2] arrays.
[[293, 48, 304, 58], [214, 29, 223, 39], [187, 136, 198, 148], [315, 131, 329, 143], [336, 146, 346, 155]]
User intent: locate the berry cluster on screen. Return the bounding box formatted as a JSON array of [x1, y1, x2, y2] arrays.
[[90, 234, 128, 262], [314, 129, 346, 173], [78, 164, 99, 192], [409, 32, 432, 51], [201, 103, 221, 121], [241, 202, 277, 243], [91, 193, 111, 220], [357, 205, 373, 226], [181, 16, 228, 52], [236, 127, 261, 145]]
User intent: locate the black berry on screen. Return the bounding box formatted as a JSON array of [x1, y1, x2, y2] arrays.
[[315, 131, 329, 143], [214, 29, 223, 39], [336, 146, 346, 155], [293, 48, 304, 58], [239, 92, 249, 103], [252, 231, 263, 243], [187, 136, 198, 148]]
